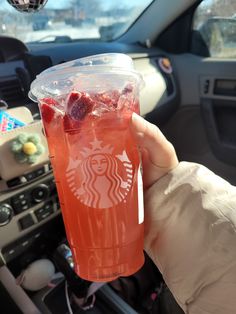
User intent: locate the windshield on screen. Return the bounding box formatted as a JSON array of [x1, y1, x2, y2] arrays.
[[0, 0, 153, 43]]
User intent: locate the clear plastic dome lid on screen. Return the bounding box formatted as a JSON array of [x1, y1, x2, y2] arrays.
[[29, 53, 144, 102]]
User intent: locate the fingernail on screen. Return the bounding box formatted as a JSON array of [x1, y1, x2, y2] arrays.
[[131, 112, 147, 135], [132, 112, 143, 121]]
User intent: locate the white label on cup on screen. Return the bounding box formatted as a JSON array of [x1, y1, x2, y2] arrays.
[[138, 163, 144, 224], [66, 138, 133, 209]]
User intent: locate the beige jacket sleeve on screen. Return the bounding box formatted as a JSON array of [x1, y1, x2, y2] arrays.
[[144, 162, 236, 314]]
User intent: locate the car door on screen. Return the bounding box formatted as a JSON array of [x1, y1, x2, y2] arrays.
[[159, 0, 236, 185]]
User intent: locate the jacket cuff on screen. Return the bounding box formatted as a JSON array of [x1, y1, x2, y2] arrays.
[[144, 161, 236, 311]]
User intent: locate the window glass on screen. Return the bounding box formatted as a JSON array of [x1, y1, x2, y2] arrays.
[[193, 0, 236, 58], [0, 0, 153, 43]]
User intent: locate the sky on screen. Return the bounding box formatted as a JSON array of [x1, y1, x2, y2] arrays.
[[46, 0, 146, 10], [0, 0, 150, 11]]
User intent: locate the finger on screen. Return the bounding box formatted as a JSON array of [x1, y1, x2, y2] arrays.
[[130, 113, 178, 169], [139, 148, 154, 189]]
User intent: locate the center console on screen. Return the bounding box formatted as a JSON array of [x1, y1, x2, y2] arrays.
[[0, 164, 60, 263]]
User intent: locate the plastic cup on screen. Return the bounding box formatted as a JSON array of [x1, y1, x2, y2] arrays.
[[29, 53, 145, 282]]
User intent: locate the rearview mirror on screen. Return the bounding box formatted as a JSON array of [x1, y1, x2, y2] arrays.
[[6, 0, 48, 13]]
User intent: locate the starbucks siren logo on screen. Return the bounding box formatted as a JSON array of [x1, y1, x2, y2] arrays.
[[66, 139, 133, 209]]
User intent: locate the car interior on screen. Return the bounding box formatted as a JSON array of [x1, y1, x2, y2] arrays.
[[0, 0, 236, 313]]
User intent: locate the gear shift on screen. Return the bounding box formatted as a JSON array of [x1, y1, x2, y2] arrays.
[[53, 243, 106, 310], [53, 243, 91, 300]]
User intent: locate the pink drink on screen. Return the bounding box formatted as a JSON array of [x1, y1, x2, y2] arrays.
[[30, 53, 145, 282]]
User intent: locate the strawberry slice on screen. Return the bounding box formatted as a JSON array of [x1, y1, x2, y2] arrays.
[[41, 103, 55, 124], [91, 90, 120, 109], [63, 114, 80, 132], [66, 91, 94, 121], [41, 97, 59, 106], [122, 84, 133, 94], [40, 98, 59, 123]]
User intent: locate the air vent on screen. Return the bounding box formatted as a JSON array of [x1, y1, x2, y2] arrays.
[[6, 165, 49, 188], [0, 76, 25, 103]]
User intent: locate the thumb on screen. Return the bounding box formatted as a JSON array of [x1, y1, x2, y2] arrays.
[[130, 113, 178, 188]]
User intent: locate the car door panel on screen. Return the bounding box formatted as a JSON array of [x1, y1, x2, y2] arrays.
[[161, 54, 236, 184]]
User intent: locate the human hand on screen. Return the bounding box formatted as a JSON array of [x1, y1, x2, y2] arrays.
[[130, 113, 236, 313], [130, 113, 179, 189], [130, 113, 181, 308]]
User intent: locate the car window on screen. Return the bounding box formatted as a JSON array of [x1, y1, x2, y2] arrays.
[[192, 0, 236, 58], [0, 0, 153, 43]]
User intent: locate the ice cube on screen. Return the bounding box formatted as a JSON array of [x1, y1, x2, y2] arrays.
[[91, 102, 112, 117]]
